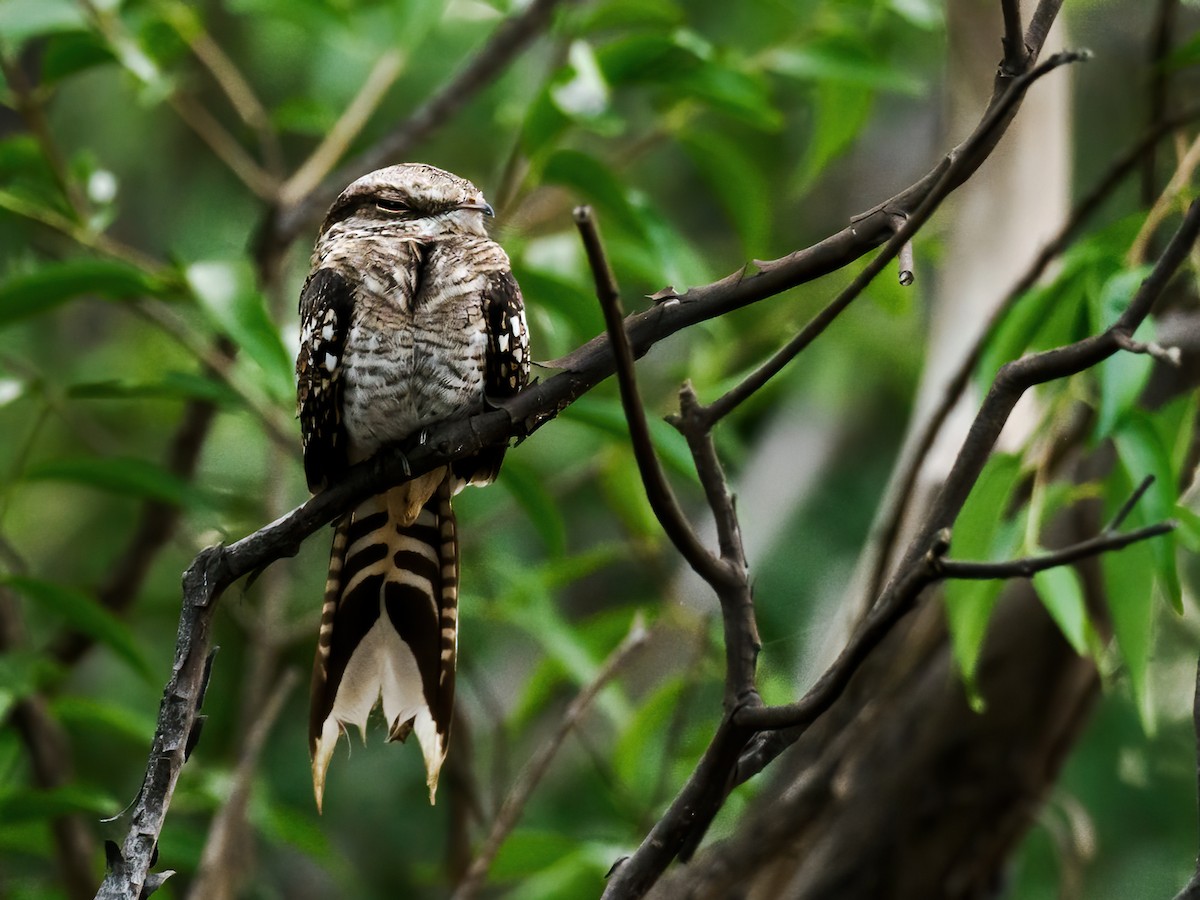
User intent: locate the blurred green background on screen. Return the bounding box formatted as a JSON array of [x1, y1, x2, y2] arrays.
[[1, 0, 1198, 897]]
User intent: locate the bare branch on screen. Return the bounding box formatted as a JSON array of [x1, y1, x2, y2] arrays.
[[167, 93, 280, 201], [574, 207, 730, 585], [937, 521, 1174, 580], [999, 0, 1026, 75], [696, 49, 1089, 427], [188, 669, 300, 900], [739, 198, 1200, 740], [279, 50, 406, 208], [451, 616, 648, 900], [860, 104, 1200, 606]]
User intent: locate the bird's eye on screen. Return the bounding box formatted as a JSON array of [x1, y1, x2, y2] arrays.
[[375, 198, 410, 214]]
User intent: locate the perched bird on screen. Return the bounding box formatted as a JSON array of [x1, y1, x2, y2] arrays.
[[295, 164, 529, 809]]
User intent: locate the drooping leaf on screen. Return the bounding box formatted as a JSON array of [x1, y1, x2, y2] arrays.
[[23, 456, 209, 509], [764, 42, 926, 95], [1031, 565, 1092, 656], [0, 0, 85, 48], [67, 371, 239, 406], [3, 576, 152, 680], [0, 259, 166, 328], [562, 394, 697, 481], [186, 260, 294, 403], [943, 453, 1024, 691], [1091, 266, 1154, 439], [1112, 412, 1181, 613], [501, 458, 568, 557], [1100, 522, 1157, 734], [680, 129, 772, 255], [0, 785, 117, 823], [50, 696, 156, 745]]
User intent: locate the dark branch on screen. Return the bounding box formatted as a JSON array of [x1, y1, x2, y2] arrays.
[[860, 104, 1200, 606], [99, 14, 1100, 895], [1000, 0, 1026, 75], [696, 49, 1088, 427], [737, 199, 1200, 742], [574, 207, 731, 585], [937, 521, 1174, 580]]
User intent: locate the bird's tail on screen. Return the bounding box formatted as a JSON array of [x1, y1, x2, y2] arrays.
[[309, 472, 459, 810]]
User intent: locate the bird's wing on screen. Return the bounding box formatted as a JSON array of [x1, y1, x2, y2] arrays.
[[297, 267, 355, 493]]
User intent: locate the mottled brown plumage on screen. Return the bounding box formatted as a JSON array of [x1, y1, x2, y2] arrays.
[[296, 164, 528, 809]]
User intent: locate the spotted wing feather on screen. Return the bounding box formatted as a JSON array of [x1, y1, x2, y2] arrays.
[[297, 268, 354, 492], [451, 270, 530, 488]]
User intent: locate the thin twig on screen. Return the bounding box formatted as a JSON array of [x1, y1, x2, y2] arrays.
[[739, 199, 1200, 739], [938, 521, 1174, 579], [574, 207, 729, 585], [450, 615, 648, 900], [279, 50, 406, 208], [1107, 474, 1156, 531], [859, 103, 1200, 608], [170, 8, 285, 177], [187, 669, 300, 900], [167, 94, 280, 200], [698, 49, 1089, 427]]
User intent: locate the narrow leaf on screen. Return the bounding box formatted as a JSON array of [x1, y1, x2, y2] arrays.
[[4, 576, 152, 679]]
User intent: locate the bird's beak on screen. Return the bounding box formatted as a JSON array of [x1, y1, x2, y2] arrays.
[[462, 200, 495, 217]]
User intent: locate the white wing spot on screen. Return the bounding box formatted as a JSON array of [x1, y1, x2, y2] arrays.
[[324, 353, 338, 372], [498, 333, 510, 352], [322, 324, 335, 341]]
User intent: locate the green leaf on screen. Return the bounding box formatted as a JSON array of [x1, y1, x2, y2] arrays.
[[3, 576, 152, 680], [1091, 267, 1154, 439], [500, 458, 568, 557], [764, 42, 926, 95], [0, 0, 85, 48], [562, 395, 697, 481], [40, 30, 117, 83], [186, 260, 294, 403], [0, 785, 116, 823], [23, 455, 208, 508], [680, 129, 771, 254], [943, 453, 1024, 688], [575, 0, 682, 31], [50, 696, 156, 745], [1031, 565, 1092, 656], [1101, 524, 1157, 734], [67, 371, 239, 406], [613, 675, 685, 795], [0, 259, 166, 328], [796, 80, 873, 192], [1112, 413, 1181, 613], [543, 150, 643, 237], [491, 829, 580, 879]]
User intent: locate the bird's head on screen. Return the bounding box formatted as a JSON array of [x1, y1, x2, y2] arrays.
[[319, 163, 495, 241]]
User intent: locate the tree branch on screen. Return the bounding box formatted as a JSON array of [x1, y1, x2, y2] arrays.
[[451, 616, 648, 900], [98, 9, 1100, 892], [859, 103, 1200, 607], [737, 198, 1200, 742], [574, 207, 729, 585]]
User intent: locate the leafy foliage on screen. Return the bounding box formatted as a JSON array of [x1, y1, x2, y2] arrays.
[[0, 1, 1196, 898]]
